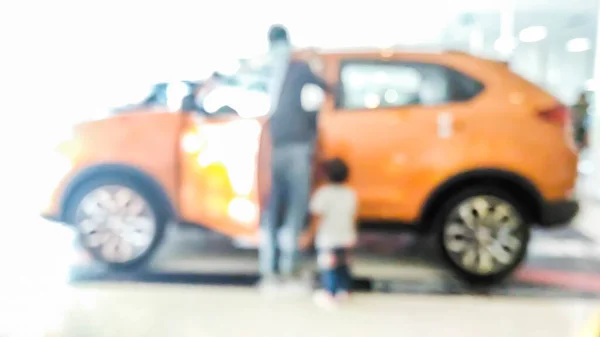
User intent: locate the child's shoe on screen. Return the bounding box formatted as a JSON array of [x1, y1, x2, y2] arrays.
[[336, 291, 350, 302], [313, 290, 338, 310]]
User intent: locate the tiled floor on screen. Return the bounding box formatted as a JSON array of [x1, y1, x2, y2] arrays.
[[575, 199, 600, 242], [2, 208, 594, 337], [68, 199, 600, 297], [10, 284, 599, 337]]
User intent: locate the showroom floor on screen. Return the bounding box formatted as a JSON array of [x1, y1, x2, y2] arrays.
[[4, 196, 600, 337], [57, 286, 599, 337]]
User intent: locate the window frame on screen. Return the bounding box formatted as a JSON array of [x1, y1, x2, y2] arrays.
[[335, 59, 483, 111]]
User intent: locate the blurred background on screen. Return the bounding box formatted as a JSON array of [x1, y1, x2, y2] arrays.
[[3, 0, 599, 119]]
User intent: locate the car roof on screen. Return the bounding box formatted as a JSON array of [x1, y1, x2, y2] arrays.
[[299, 46, 454, 56], [318, 45, 445, 53], [303, 47, 510, 70], [294, 47, 487, 63]]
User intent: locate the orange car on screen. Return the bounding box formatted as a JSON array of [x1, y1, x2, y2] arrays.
[[41, 49, 578, 283]]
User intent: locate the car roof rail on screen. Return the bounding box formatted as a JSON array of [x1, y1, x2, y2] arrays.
[[306, 45, 449, 54], [445, 49, 511, 65], [445, 49, 471, 55]]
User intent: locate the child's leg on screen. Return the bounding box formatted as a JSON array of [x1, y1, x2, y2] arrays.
[[336, 264, 351, 293], [318, 250, 339, 295], [315, 268, 339, 309], [319, 269, 337, 295], [334, 249, 352, 293]]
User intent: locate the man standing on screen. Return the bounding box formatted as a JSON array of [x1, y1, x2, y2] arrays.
[[572, 91, 590, 149], [259, 25, 330, 292]]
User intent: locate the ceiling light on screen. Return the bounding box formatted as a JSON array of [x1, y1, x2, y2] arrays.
[[519, 26, 547, 43], [566, 38, 591, 52], [494, 37, 517, 54]]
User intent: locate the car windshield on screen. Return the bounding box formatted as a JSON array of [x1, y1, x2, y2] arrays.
[[99, 57, 272, 118], [199, 74, 269, 118], [109, 81, 198, 113]]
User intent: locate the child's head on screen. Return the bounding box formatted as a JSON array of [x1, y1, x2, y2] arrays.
[[324, 158, 349, 184]]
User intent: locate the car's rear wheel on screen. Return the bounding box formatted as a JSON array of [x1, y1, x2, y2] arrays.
[[434, 186, 531, 285], [64, 176, 167, 270]]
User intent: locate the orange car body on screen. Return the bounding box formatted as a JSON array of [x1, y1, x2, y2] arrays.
[[41, 49, 579, 240]]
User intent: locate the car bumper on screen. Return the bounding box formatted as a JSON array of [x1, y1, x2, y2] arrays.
[[541, 199, 579, 227]]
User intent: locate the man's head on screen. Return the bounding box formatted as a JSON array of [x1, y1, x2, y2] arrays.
[[268, 24, 290, 49]]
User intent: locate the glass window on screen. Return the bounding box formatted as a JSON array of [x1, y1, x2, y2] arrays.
[[201, 80, 270, 118], [340, 63, 424, 109], [338, 61, 482, 110], [447, 68, 484, 102], [108, 81, 196, 113]]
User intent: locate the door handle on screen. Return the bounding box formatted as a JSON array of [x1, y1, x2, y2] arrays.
[[437, 112, 465, 137]]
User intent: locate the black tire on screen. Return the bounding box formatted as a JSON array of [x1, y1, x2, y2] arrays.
[[433, 186, 531, 286], [64, 175, 168, 270]]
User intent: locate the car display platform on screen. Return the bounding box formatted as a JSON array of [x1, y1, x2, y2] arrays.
[[70, 226, 600, 299]]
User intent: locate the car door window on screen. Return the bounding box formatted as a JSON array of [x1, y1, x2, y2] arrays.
[[446, 68, 485, 101], [340, 63, 423, 109], [338, 61, 480, 110]]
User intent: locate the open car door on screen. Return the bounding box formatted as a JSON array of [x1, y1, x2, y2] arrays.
[[177, 51, 327, 242], [178, 112, 269, 240]]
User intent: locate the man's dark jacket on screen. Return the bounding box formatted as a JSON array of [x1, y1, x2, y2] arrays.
[[269, 60, 329, 148]]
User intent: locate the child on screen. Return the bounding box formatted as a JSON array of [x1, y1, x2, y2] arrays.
[[303, 158, 357, 308]]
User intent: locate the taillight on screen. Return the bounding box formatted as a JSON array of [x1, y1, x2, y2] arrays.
[[538, 104, 571, 126]]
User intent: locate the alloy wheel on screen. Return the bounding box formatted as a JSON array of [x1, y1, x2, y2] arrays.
[[75, 185, 156, 264], [443, 195, 525, 276]]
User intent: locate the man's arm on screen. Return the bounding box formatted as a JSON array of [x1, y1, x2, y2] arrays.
[[300, 61, 330, 93], [300, 214, 320, 249]]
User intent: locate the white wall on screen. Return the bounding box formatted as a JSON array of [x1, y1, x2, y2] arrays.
[[3, 0, 597, 130], [1, 0, 465, 134]]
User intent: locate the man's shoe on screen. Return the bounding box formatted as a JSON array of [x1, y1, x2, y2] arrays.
[[257, 275, 282, 296], [280, 274, 313, 296]]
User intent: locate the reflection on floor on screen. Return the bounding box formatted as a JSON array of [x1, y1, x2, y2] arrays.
[[52, 286, 600, 337], [71, 223, 600, 298], [48, 199, 600, 337]]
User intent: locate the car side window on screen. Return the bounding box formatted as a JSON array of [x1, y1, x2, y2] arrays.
[[338, 61, 481, 110], [340, 62, 423, 109], [446, 68, 484, 102]]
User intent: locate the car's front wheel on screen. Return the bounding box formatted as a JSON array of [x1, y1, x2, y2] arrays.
[[64, 176, 167, 270], [435, 186, 531, 285]]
